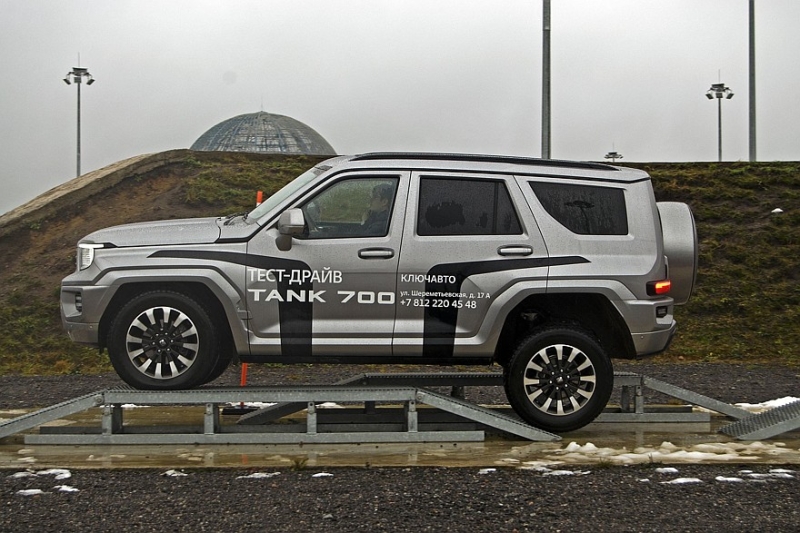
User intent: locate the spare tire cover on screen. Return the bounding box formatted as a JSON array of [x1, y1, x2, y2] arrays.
[[657, 202, 698, 305]]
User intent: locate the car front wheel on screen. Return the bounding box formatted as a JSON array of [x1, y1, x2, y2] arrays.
[[107, 291, 221, 390], [504, 325, 613, 433]]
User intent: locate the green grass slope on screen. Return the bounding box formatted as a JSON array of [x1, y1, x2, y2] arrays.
[[0, 153, 797, 375], [642, 162, 799, 363]]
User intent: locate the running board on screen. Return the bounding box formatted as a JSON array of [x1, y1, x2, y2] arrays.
[[719, 400, 800, 440]]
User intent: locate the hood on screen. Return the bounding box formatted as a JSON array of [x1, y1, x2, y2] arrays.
[[81, 217, 222, 247]]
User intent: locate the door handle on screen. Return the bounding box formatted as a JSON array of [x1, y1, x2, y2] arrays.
[[497, 245, 533, 257], [358, 247, 395, 259]]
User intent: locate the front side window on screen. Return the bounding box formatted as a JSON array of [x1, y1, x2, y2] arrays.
[[529, 181, 628, 235], [298, 177, 398, 239], [417, 177, 522, 236]]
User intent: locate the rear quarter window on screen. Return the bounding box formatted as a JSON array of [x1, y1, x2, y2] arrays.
[[529, 181, 628, 235]]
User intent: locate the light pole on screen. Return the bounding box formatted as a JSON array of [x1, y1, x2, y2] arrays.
[[63, 67, 95, 178], [706, 82, 733, 162], [541, 0, 551, 159], [749, 0, 756, 161]]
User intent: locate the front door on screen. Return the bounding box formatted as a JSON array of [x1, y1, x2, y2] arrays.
[[246, 172, 409, 359]]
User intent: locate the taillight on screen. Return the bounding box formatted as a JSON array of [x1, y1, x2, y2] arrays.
[[647, 280, 671, 296]]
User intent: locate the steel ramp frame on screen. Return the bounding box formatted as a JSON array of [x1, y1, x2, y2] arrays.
[[15, 384, 557, 445], [3, 370, 791, 445]]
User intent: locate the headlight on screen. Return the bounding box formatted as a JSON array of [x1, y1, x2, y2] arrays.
[[77, 243, 104, 270]]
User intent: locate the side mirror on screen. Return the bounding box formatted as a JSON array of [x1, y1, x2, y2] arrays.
[[276, 208, 305, 251]]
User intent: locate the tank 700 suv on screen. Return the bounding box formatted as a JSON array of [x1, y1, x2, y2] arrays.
[[61, 153, 697, 432]]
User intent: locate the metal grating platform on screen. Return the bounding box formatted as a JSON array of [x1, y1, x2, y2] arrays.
[[720, 400, 800, 440]]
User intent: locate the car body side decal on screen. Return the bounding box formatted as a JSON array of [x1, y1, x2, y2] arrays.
[[422, 256, 589, 357]]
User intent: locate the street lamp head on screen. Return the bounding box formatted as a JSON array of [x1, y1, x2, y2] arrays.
[[706, 82, 733, 100], [63, 67, 95, 85]]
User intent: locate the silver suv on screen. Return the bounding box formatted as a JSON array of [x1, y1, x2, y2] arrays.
[[61, 153, 697, 432]]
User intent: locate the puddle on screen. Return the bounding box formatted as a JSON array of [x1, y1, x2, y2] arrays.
[[2, 406, 800, 469]]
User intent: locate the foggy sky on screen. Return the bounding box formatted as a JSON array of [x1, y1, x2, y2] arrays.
[[1, 0, 799, 215]]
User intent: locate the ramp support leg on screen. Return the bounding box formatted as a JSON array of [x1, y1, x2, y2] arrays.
[[635, 385, 644, 414], [204, 403, 220, 435], [307, 402, 317, 435], [619, 385, 645, 414], [405, 400, 418, 433], [102, 404, 123, 435]]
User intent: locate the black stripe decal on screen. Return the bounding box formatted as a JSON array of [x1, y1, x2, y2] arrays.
[[149, 250, 589, 360], [149, 250, 313, 358], [422, 256, 589, 358]]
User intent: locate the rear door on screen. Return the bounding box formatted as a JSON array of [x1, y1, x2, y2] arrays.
[[394, 171, 549, 359]]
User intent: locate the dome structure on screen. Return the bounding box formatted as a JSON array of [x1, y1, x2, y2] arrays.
[[191, 112, 336, 155]]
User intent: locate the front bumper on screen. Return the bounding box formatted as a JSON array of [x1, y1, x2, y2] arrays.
[[60, 285, 111, 346], [62, 319, 101, 345]]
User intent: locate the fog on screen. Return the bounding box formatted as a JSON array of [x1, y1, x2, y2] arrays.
[[1, 0, 798, 215]]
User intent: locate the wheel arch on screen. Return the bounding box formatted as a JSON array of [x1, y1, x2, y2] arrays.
[[98, 281, 240, 357], [494, 292, 636, 367]]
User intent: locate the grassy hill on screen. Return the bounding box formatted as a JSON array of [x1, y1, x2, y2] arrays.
[[0, 151, 797, 375]]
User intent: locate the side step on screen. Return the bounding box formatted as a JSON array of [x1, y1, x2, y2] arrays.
[[720, 400, 800, 440]]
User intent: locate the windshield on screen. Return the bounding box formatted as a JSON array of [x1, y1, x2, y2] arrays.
[[247, 165, 326, 221]]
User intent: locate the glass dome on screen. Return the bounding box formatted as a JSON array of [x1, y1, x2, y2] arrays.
[[191, 112, 336, 155]]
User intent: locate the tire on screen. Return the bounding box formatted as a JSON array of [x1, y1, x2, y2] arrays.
[[200, 348, 234, 385], [503, 325, 613, 433], [107, 291, 221, 390]]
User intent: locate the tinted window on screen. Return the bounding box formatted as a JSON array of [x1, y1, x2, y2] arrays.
[[530, 181, 628, 235], [298, 177, 398, 239], [417, 178, 522, 236]]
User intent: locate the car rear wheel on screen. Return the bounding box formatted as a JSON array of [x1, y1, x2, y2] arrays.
[[107, 291, 221, 390], [504, 325, 613, 433]]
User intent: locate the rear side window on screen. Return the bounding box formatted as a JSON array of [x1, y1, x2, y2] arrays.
[[530, 181, 628, 235], [417, 177, 522, 236]]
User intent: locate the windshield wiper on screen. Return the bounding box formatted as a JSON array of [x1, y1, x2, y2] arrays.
[[222, 212, 247, 226]]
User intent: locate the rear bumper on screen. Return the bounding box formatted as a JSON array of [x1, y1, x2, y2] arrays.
[[631, 320, 676, 357]]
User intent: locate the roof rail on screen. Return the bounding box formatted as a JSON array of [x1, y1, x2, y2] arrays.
[[350, 152, 619, 172]]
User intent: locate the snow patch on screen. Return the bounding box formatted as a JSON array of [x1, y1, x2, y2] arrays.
[[661, 477, 703, 485], [16, 489, 46, 496], [237, 472, 281, 479]]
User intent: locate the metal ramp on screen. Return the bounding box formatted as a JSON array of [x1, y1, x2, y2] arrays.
[[605, 372, 752, 422], [3, 370, 793, 445], [1, 380, 559, 445], [0, 392, 103, 441], [720, 400, 800, 440]]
